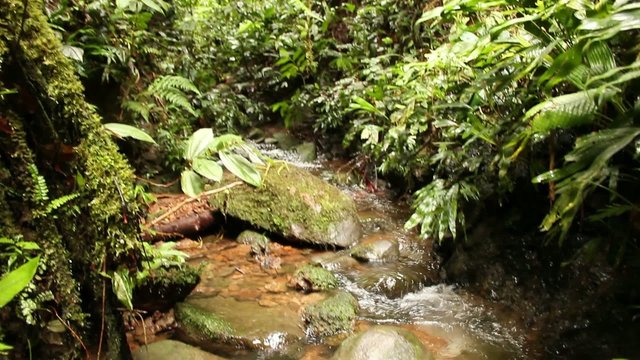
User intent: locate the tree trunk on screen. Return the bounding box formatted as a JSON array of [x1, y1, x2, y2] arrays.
[[0, 1, 143, 358]]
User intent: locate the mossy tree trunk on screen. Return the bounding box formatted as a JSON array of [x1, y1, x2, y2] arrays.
[[0, 1, 143, 358]]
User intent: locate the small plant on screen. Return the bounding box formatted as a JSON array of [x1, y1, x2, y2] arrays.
[[180, 128, 263, 197]]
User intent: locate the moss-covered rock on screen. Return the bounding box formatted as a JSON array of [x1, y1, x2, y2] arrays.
[[236, 230, 270, 255], [210, 166, 361, 248], [134, 265, 201, 312], [175, 302, 234, 344], [290, 264, 338, 292], [302, 291, 358, 337], [331, 326, 433, 360]]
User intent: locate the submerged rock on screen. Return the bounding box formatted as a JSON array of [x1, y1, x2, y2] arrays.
[[236, 230, 270, 255], [178, 296, 305, 352], [132, 340, 226, 360], [331, 326, 433, 360], [352, 261, 437, 299], [350, 234, 399, 262], [174, 302, 235, 344], [210, 166, 361, 248], [302, 291, 358, 337], [310, 252, 359, 271], [290, 264, 338, 292]]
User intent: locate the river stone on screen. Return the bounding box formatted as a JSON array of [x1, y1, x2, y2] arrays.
[[273, 131, 299, 150], [290, 264, 338, 292], [352, 261, 437, 299], [132, 340, 226, 360], [310, 252, 359, 271], [331, 326, 433, 360], [209, 166, 361, 248], [302, 291, 358, 337], [179, 296, 305, 351], [296, 142, 317, 162], [236, 230, 270, 255], [350, 234, 399, 262]]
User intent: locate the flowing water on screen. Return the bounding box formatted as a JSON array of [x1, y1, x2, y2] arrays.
[[164, 146, 527, 359]]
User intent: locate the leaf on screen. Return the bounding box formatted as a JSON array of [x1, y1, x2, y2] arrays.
[[208, 134, 243, 152], [181, 170, 204, 197], [104, 123, 156, 144], [184, 128, 214, 160], [112, 270, 133, 311], [62, 45, 84, 62], [140, 0, 165, 13], [192, 158, 223, 181], [219, 152, 262, 187], [0, 256, 40, 308], [0, 342, 13, 352]]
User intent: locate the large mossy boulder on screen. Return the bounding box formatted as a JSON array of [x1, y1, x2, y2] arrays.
[[331, 326, 433, 360], [210, 166, 361, 247], [132, 340, 226, 360], [302, 291, 358, 337]]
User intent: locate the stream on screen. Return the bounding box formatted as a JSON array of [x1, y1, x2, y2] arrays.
[[136, 146, 527, 359]]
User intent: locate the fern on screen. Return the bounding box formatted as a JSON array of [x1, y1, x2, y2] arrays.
[[148, 76, 200, 117], [27, 164, 48, 205], [122, 100, 151, 122]]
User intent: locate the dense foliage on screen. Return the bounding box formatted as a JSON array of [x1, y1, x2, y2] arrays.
[[51, 0, 639, 255]]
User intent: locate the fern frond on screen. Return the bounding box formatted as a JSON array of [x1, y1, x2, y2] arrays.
[[27, 164, 48, 204], [44, 193, 80, 215], [149, 75, 200, 95], [122, 100, 151, 122]]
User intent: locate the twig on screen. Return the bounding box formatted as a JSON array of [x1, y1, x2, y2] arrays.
[[146, 181, 243, 228], [135, 176, 180, 188], [53, 309, 89, 359]]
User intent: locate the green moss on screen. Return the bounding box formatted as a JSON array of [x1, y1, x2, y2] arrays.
[[302, 291, 358, 337], [292, 264, 338, 292], [209, 166, 360, 247], [236, 230, 270, 254], [175, 302, 234, 342]]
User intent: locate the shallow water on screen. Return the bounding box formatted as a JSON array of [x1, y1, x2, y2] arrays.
[[171, 147, 526, 359]]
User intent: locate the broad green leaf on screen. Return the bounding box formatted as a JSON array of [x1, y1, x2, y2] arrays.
[[62, 45, 84, 62], [15, 242, 40, 251], [181, 170, 204, 197], [0, 256, 40, 308], [185, 128, 214, 160], [112, 270, 133, 311], [219, 152, 262, 187], [0, 342, 12, 352], [192, 158, 223, 181], [115, 0, 130, 9], [140, 0, 165, 13], [104, 123, 156, 144], [209, 134, 243, 152]]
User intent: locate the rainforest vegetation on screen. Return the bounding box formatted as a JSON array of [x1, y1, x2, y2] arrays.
[[1, 0, 640, 359]]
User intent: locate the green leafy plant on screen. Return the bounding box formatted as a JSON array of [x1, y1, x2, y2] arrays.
[[180, 128, 263, 197]]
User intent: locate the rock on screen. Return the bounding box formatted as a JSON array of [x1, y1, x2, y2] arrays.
[[273, 131, 299, 150], [350, 234, 399, 262], [303, 291, 358, 337], [209, 166, 361, 248], [310, 252, 359, 271], [133, 265, 200, 312], [331, 326, 433, 360], [352, 261, 437, 299], [290, 264, 338, 292], [296, 142, 317, 162], [177, 296, 305, 352], [236, 230, 270, 255], [174, 302, 234, 345], [132, 340, 226, 360]]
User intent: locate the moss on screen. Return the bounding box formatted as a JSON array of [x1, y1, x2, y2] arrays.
[[174, 302, 234, 342], [302, 291, 358, 337], [209, 166, 360, 247], [134, 266, 201, 311], [236, 230, 270, 254], [292, 264, 338, 292]]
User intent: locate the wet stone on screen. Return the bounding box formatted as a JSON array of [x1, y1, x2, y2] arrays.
[[350, 234, 400, 263], [331, 325, 433, 360], [132, 340, 226, 360], [303, 291, 358, 338], [291, 264, 339, 292]]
